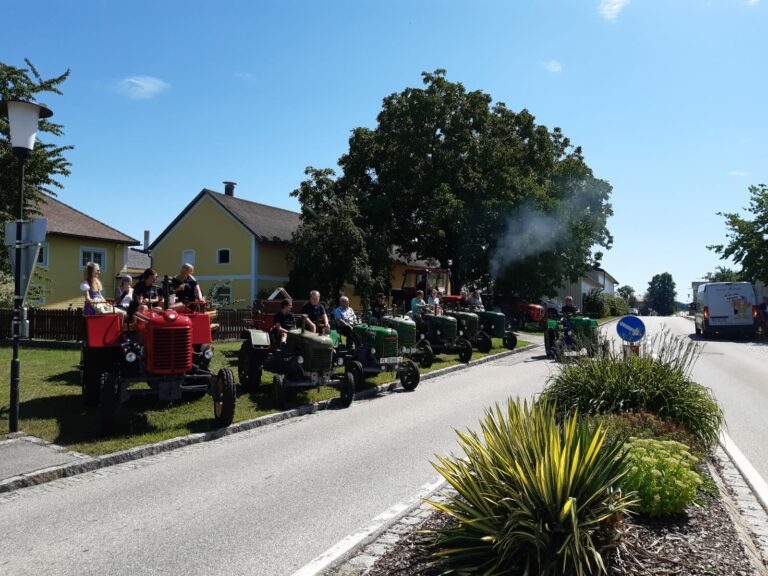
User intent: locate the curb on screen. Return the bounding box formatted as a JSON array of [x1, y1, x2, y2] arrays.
[[0, 343, 537, 494]]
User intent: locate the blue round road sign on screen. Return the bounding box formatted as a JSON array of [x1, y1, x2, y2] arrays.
[[616, 315, 646, 343]]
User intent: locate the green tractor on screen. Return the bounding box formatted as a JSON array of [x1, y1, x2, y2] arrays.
[[413, 307, 473, 364], [441, 296, 517, 352], [340, 323, 420, 391], [378, 315, 436, 369], [444, 309, 489, 352], [239, 319, 354, 409], [544, 316, 605, 360], [475, 309, 518, 350]]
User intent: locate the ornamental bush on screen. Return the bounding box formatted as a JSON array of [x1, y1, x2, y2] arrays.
[[429, 399, 635, 576], [620, 437, 702, 517]]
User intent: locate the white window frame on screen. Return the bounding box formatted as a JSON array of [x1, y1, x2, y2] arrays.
[[181, 249, 196, 266], [80, 247, 107, 272], [217, 248, 231, 265], [213, 284, 232, 305], [37, 242, 49, 268]]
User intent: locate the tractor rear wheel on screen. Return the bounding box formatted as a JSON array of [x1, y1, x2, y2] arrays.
[[400, 360, 420, 391], [81, 346, 102, 407], [99, 372, 120, 434], [417, 342, 434, 369], [339, 372, 355, 408], [272, 374, 285, 409], [213, 368, 236, 427], [544, 329, 555, 358], [457, 338, 473, 364], [503, 332, 518, 350], [346, 360, 365, 390], [238, 340, 262, 392], [475, 333, 492, 353]]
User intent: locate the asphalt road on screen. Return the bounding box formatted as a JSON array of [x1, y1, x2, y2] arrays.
[[0, 347, 555, 576]]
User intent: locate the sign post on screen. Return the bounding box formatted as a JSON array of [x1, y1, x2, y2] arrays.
[[616, 315, 646, 358]]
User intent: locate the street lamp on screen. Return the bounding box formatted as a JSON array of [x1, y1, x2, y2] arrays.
[[0, 100, 53, 433]]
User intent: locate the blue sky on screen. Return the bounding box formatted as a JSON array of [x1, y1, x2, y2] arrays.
[[4, 0, 766, 301]]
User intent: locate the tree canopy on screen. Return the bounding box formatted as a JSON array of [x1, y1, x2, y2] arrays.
[[289, 70, 613, 301], [646, 272, 677, 316], [708, 185, 768, 285], [703, 266, 742, 283], [1, 59, 72, 272]]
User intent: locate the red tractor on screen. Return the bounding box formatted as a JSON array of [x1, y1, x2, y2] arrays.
[[80, 303, 236, 434]]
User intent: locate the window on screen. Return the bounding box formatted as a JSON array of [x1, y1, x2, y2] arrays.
[[217, 248, 231, 265], [80, 248, 106, 271], [181, 249, 196, 266], [37, 243, 49, 268], [213, 285, 231, 305]]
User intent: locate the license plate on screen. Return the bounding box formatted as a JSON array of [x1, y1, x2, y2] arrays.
[[380, 356, 402, 365]]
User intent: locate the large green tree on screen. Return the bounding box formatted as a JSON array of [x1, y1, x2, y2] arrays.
[[646, 272, 677, 316], [708, 184, 768, 284], [703, 266, 742, 283], [1, 59, 72, 272], [333, 70, 612, 299]]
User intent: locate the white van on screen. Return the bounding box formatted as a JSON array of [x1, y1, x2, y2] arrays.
[[694, 282, 758, 338]]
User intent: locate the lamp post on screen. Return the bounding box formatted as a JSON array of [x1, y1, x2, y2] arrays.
[[0, 100, 53, 433]]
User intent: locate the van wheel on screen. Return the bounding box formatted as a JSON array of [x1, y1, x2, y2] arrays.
[[695, 325, 701, 336]]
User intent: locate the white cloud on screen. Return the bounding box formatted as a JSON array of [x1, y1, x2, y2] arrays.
[[543, 60, 562, 74], [598, 0, 630, 20], [748, 0, 759, 5], [728, 171, 749, 177], [116, 76, 170, 99]]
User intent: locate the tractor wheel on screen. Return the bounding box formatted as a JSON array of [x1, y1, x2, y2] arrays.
[[476, 333, 492, 354], [339, 372, 355, 408], [555, 340, 566, 362], [213, 368, 236, 427], [695, 324, 701, 336], [544, 329, 555, 359], [346, 360, 365, 390], [81, 346, 102, 407], [457, 338, 473, 364], [400, 359, 420, 391], [99, 372, 120, 435], [272, 374, 285, 409], [503, 332, 518, 350], [417, 343, 434, 369], [238, 340, 262, 392]]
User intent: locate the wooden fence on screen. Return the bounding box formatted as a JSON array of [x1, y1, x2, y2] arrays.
[[0, 307, 253, 342]]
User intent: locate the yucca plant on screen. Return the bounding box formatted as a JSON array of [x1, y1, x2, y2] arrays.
[[429, 399, 635, 576]]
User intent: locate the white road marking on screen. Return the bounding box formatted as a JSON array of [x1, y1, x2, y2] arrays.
[[721, 430, 768, 514], [290, 476, 446, 576]]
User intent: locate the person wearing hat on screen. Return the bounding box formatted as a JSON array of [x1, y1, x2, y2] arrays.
[[115, 275, 133, 311]]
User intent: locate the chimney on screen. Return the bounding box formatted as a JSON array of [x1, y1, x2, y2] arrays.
[[223, 181, 237, 196], [143, 230, 150, 251]]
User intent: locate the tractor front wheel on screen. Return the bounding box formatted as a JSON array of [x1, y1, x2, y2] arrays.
[[99, 373, 121, 434], [339, 372, 355, 408], [457, 338, 473, 364], [346, 360, 365, 390], [544, 329, 556, 359], [417, 342, 434, 369], [238, 340, 262, 393], [503, 332, 518, 350], [213, 368, 236, 427], [400, 360, 420, 391], [475, 333, 492, 353]]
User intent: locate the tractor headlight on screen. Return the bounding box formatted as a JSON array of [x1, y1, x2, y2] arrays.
[[420, 334, 425, 340], [437, 330, 441, 335], [297, 356, 304, 365], [371, 347, 376, 355], [125, 351, 137, 363], [336, 357, 344, 366], [459, 330, 463, 336], [203, 348, 214, 360]]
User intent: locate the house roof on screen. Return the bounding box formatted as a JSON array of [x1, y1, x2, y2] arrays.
[[126, 248, 151, 271], [149, 189, 300, 250], [595, 267, 619, 286], [36, 196, 140, 245]]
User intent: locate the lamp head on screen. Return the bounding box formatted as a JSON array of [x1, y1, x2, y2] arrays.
[[0, 100, 53, 158]]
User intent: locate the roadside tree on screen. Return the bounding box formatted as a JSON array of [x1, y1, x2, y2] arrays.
[[1, 59, 72, 273], [646, 272, 677, 316], [617, 284, 636, 305], [703, 266, 742, 283]]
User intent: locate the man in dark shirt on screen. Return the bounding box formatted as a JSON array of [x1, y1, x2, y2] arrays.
[[561, 296, 580, 317], [370, 292, 387, 321], [273, 299, 295, 345], [301, 290, 329, 333]]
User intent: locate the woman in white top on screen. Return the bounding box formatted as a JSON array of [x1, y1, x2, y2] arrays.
[[115, 275, 133, 310]]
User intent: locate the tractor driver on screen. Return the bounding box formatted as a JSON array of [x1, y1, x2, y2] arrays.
[[273, 299, 295, 346], [370, 292, 387, 321], [562, 296, 580, 317], [410, 290, 428, 318], [302, 290, 329, 334], [333, 296, 358, 345]]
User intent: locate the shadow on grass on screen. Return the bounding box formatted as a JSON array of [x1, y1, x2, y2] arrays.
[[45, 368, 80, 386]]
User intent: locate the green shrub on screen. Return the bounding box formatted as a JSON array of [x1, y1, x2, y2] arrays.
[[542, 332, 723, 449], [605, 294, 628, 317], [620, 437, 702, 517], [583, 288, 610, 318], [429, 399, 635, 576]]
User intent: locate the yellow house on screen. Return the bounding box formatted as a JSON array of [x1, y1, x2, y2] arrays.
[[34, 197, 140, 309], [149, 184, 299, 308]]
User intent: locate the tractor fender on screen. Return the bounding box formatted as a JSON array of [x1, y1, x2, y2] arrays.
[[240, 328, 271, 349]]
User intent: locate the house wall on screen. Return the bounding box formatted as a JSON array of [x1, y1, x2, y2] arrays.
[[36, 235, 129, 308], [256, 243, 290, 299]]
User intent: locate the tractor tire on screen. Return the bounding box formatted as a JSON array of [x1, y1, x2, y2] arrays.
[[475, 333, 492, 354], [544, 329, 555, 359], [695, 324, 701, 336], [99, 372, 120, 435], [417, 342, 434, 369], [272, 374, 285, 409], [339, 372, 355, 408], [81, 346, 102, 407], [213, 368, 236, 427], [503, 332, 518, 350], [238, 340, 262, 393], [457, 338, 473, 364], [400, 359, 420, 391], [346, 360, 365, 390]]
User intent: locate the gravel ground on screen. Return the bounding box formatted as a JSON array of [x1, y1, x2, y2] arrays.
[[364, 467, 760, 576]]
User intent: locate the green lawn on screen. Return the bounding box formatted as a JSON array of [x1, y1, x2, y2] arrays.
[[0, 338, 528, 455]]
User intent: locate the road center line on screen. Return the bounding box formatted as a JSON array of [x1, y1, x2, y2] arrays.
[[290, 476, 446, 576], [720, 430, 768, 514]]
